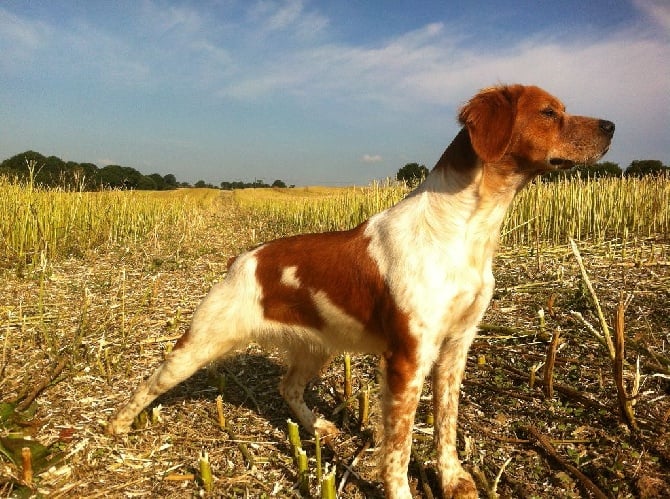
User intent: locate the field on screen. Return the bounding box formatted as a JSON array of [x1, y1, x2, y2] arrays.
[[1, 175, 669, 498]]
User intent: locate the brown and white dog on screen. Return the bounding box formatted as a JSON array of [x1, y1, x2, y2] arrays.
[[107, 84, 614, 498]]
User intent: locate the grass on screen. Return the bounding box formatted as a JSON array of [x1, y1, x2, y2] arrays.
[[503, 173, 670, 246]]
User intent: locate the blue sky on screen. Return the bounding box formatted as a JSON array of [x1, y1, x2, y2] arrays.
[[1, 1, 668, 186]]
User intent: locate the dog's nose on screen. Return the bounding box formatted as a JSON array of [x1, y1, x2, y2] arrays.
[[599, 120, 615, 138]]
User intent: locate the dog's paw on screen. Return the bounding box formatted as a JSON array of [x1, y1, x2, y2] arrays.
[[442, 470, 478, 499], [314, 418, 340, 444], [106, 418, 131, 436]]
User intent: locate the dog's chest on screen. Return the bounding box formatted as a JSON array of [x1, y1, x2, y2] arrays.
[[369, 222, 495, 334], [411, 240, 494, 330]]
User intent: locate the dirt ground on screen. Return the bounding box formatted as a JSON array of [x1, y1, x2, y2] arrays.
[[1, 198, 669, 498]]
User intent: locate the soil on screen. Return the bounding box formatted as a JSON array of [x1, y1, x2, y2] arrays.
[[1, 196, 669, 498]]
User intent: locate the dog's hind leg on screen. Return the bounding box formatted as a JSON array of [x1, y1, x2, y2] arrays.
[[106, 276, 251, 435], [107, 257, 264, 435], [279, 345, 338, 439], [106, 323, 238, 435]]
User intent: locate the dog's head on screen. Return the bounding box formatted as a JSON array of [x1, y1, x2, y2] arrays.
[[458, 84, 614, 173]]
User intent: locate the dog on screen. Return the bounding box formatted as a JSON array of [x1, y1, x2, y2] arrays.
[[107, 84, 614, 498]]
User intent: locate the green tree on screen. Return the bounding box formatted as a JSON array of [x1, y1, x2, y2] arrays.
[[136, 176, 157, 190], [42, 155, 67, 186], [163, 174, 178, 189], [0, 151, 46, 183], [625, 160, 668, 177], [148, 173, 166, 190], [99, 165, 145, 189], [77, 163, 101, 189], [195, 180, 216, 188], [543, 161, 622, 181], [272, 179, 287, 188], [396, 163, 429, 185], [0, 150, 188, 191], [98, 165, 124, 188], [593, 161, 623, 177]]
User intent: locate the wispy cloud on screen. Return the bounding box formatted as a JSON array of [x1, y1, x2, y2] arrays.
[[0, 6, 151, 85], [249, 0, 328, 38], [0, 7, 44, 47], [633, 0, 670, 32], [0, 7, 49, 70], [4, 2, 666, 114], [361, 154, 383, 163], [189, 9, 666, 123], [142, 1, 203, 35]]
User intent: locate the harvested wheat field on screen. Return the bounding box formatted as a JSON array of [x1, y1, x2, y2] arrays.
[[1, 180, 669, 498]]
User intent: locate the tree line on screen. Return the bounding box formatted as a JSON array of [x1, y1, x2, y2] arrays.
[[396, 160, 669, 185], [0, 151, 182, 191], [1, 151, 667, 192], [0, 151, 290, 191]]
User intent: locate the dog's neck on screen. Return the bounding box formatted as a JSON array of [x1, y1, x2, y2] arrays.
[[402, 128, 533, 251], [432, 128, 535, 196]]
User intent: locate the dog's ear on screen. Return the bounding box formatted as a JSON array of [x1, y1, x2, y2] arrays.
[[458, 86, 518, 163]]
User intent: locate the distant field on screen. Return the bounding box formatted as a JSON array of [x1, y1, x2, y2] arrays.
[[234, 185, 355, 199], [234, 181, 409, 233]]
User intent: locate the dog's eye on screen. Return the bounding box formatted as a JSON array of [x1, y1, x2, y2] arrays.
[[541, 107, 557, 118]]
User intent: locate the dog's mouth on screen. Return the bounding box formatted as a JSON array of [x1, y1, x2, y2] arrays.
[[548, 158, 575, 169], [547, 145, 611, 170]]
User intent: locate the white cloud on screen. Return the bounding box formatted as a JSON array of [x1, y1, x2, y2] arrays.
[[0, 7, 50, 70], [215, 22, 457, 103], [0, 7, 44, 47], [222, 23, 668, 117], [62, 23, 151, 86], [361, 154, 383, 163], [97, 158, 117, 166], [249, 0, 328, 38], [262, 0, 304, 31], [142, 2, 203, 35], [210, 14, 669, 172], [633, 0, 670, 32]]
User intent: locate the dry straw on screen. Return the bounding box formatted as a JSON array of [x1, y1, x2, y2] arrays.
[[0, 176, 221, 271]]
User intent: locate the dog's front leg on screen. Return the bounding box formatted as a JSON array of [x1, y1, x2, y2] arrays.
[[432, 331, 478, 499], [381, 350, 424, 499]]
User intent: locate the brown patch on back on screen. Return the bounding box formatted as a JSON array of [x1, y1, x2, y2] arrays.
[[255, 244, 325, 329], [254, 223, 416, 392], [255, 223, 391, 332]]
